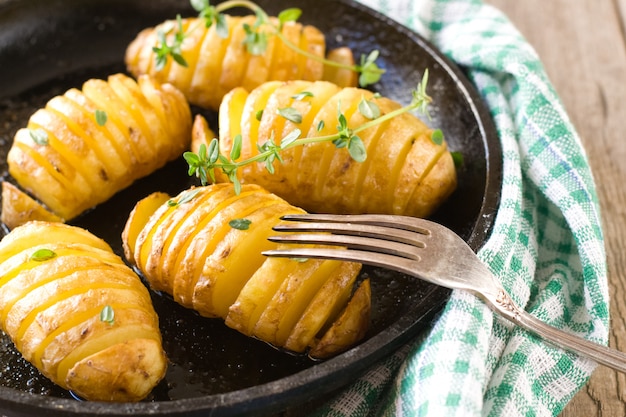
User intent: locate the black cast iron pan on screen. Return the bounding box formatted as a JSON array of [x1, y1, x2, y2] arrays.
[[0, 0, 502, 415]]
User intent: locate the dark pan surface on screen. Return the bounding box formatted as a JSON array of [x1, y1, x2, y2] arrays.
[[0, 0, 502, 415]]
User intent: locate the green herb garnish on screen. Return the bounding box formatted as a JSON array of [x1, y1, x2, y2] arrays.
[[431, 129, 444, 145], [29, 128, 49, 146], [100, 305, 115, 325], [168, 188, 202, 207], [95, 109, 107, 126], [30, 248, 56, 262], [229, 218, 252, 230], [277, 107, 303, 124]]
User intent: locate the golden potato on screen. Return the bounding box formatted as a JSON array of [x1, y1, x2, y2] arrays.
[[123, 183, 369, 358], [5, 73, 191, 224], [0, 221, 167, 402], [191, 80, 457, 218], [125, 15, 357, 111]]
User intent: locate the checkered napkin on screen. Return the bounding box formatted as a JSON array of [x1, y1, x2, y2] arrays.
[[310, 0, 609, 416]]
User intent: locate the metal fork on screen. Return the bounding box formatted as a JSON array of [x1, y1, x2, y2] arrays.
[[263, 213, 626, 373]]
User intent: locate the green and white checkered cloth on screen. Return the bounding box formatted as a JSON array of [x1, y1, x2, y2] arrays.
[[310, 0, 609, 416]]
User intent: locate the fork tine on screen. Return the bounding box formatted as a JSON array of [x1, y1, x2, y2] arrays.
[[268, 233, 421, 260], [280, 213, 432, 235], [262, 247, 417, 276], [273, 219, 428, 247]]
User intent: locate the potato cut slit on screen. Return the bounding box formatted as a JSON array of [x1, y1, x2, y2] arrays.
[[107, 77, 159, 157], [274, 260, 342, 346], [350, 118, 389, 211], [29, 119, 103, 191], [227, 252, 303, 336], [188, 193, 280, 315], [384, 130, 420, 214], [219, 16, 254, 95], [0, 224, 112, 264], [123, 192, 171, 261], [15, 284, 140, 350], [240, 82, 281, 178], [401, 143, 450, 214], [81, 81, 144, 164], [210, 201, 300, 318], [313, 98, 360, 201], [165, 18, 202, 93], [177, 188, 260, 304], [153, 188, 217, 287], [64, 90, 134, 169], [11, 141, 88, 212], [241, 19, 277, 92], [46, 98, 126, 179], [165, 186, 237, 297], [0, 253, 127, 323], [189, 17, 233, 110], [294, 82, 341, 170], [285, 265, 357, 352], [65, 89, 134, 169]]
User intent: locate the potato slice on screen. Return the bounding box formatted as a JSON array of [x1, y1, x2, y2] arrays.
[[309, 279, 371, 359], [323, 47, 358, 88], [121, 191, 170, 262], [284, 260, 361, 353], [1, 182, 63, 229]]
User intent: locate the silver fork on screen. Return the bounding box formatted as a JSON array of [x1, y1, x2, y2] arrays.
[[263, 213, 626, 373]]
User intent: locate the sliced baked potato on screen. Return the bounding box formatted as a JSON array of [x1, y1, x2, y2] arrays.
[[5, 73, 192, 224], [191, 80, 457, 218], [123, 183, 369, 358], [125, 15, 357, 111], [0, 221, 167, 402]]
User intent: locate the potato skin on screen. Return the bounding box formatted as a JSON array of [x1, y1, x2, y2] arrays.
[[125, 15, 342, 111], [6, 73, 191, 223], [0, 221, 167, 402], [123, 184, 369, 358], [193, 80, 457, 218]]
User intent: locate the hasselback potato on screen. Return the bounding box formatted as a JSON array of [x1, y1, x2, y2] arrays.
[[191, 80, 457, 218], [122, 183, 369, 358], [5, 73, 191, 223], [125, 15, 356, 111], [0, 221, 167, 402]]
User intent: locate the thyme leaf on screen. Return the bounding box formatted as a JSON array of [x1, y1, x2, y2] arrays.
[[277, 107, 303, 124], [95, 109, 107, 126], [29, 128, 49, 146], [229, 218, 252, 230], [30, 248, 56, 262], [168, 188, 201, 207], [100, 305, 115, 325]]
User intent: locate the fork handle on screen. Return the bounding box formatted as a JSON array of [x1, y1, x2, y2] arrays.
[[489, 292, 626, 373]]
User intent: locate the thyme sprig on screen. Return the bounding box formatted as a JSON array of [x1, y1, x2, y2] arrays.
[[153, 0, 385, 86], [185, 70, 439, 191]]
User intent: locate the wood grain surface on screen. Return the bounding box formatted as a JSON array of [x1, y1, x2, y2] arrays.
[[484, 0, 626, 415]]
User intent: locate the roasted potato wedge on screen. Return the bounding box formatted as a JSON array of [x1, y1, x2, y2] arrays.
[[123, 183, 369, 358], [191, 80, 457, 218], [125, 15, 357, 111], [0, 221, 167, 402], [5, 73, 191, 224]]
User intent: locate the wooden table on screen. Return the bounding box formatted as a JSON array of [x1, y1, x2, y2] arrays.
[[484, 1, 626, 415]]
